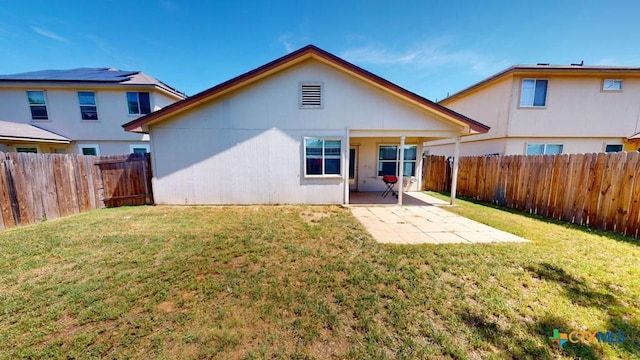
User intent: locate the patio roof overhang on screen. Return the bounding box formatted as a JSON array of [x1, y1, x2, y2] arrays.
[[349, 129, 461, 139]]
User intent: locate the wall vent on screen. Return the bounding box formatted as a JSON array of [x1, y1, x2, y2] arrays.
[[300, 82, 323, 109]]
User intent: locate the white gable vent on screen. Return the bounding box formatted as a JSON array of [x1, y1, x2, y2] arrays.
[[299, 82, 323, 109]]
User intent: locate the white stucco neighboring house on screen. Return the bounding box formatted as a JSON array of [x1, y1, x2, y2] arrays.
[[425, 64, 640, 156], [123, 45, 489, 205], [0, 68, 185, 155]]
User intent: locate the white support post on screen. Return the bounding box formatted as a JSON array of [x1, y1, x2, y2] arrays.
[[398, 135, 406, 205], [450, 136, 461, 205], [344, 127, 350, 205], [416, 142, 424, 192]]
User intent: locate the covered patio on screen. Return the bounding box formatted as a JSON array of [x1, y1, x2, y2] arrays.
[[343, 131, 467, 206]]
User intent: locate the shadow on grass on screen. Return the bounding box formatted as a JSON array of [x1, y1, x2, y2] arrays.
[[526, 263, 618, 308], [523, 262, 640, 358], [459, 311, 601, 359], [432, 192, 639, 246]]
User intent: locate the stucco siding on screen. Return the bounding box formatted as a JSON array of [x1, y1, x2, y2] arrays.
[[0, 87, 173, 151], [151, 127, 344, 204], [426, 138, 507, 156], [505, 137, 625, 155], [508, 76, 640, 137], [440, 76, 512, 140], [149, 59, 458, 204]]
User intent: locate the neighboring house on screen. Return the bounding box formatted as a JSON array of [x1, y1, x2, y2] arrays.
[[425, 64, 640, 156], [0, 68, 185, 155], [123, 45, 489, 205]]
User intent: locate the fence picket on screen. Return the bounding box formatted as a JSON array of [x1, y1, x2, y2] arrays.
[[422, 152, 640, 238], [0, 152, 153, 230]]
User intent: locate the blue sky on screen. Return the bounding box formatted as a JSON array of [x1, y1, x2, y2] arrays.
[[1, 0, 639, 100]]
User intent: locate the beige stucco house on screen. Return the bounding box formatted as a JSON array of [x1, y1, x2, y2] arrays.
[[425, 64, 640, 156], [124, 45, 489, 205], [0, 68, 185, 155]]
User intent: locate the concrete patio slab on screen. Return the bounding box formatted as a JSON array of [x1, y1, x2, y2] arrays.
[[348, 192, 529, 245]]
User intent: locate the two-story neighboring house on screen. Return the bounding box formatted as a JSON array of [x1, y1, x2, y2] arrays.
[[425, 65, 640, 156], [0, 68, 185, 155]]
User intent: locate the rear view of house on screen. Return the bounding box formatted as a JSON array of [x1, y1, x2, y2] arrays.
[[124, 45, 488, 205], [0, 68, 185, 155]]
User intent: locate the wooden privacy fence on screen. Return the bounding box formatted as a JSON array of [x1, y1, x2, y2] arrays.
[[0, 152, 153, 231], [423, 152, 640, 238]]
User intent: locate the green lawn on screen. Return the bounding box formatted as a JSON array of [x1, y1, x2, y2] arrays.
[[0, 196, 638, 359]]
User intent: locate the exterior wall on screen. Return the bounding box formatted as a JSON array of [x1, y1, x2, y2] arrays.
[[151, 127, 344, 204], [428, 137, 625, 156], [427, 138, 507, 156], [507, 76, 640, 138], [150, 60, 459, 204], [625, 141, 640, 151], [440, 76, 513, 140], [427, 73, 640, 156], [0, 85, 178, 155], [505, 137, 626, 155]]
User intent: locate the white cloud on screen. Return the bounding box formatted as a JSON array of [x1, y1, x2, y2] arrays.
[[278, 34, 297, 53], [32, 26, 68, 42], [341, 39, 509, 77]]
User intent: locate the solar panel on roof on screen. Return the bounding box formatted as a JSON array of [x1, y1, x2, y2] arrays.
[[0, 68, 139, 82]]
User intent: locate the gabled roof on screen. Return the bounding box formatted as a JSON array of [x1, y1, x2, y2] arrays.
[[0, 120, 71, 144], [0, 68, 186, 99], [441, 64, 640, 104], [123, 45, 489, 134]]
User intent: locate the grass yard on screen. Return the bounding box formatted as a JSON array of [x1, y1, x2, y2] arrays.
[[0, 196, 639, 359]]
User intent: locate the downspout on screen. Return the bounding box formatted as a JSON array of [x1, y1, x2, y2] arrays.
[[450, 136, 461, 205]]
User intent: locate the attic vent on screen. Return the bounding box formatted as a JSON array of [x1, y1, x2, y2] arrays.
[[300, 82, 323, 109]]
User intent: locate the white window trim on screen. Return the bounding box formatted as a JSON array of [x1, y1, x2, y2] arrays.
[[299, 82, 324, 109], [26, 89, 49, 121], [377, 144, 419, 178], [604, 143, 624, 152], [303, 136, 343, 178], [602, 79, 623, 92], [78, 144, 100, 156], [78, 90, 99, 121], [129, 144, 150, 153], [525, 143, 564, 155], [15, 145, 39, 153], [126, 92, 152, 116], [519, 78, 548, 108]]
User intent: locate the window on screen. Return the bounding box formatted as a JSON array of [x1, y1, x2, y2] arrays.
[[79, 144, 100, 156], [78, 91, 98, 120], [126, 92, 151, 115], [520, 79, 548, 107], [377, 145, 418, 176], [26, 90, 48, 120], [299, 82, 323, 109], [526, 143, 563, 155], [129, 144, 150, 154], [603, 79, 623, 91], [16, 147, 38, 153], [605, 144, 623, 153], [304, 137, 341, 176]]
